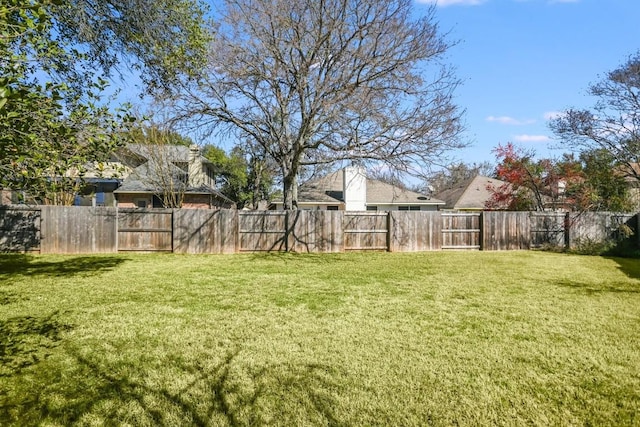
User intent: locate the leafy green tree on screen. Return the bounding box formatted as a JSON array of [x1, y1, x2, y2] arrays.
[[52, 0, 211, 95], [1, 0, 133, 204], [203, 144, 276, 209], [487, 144, 633, 212], [0, 0, 209, 204], [579, 149, 634, 212], [126, 124, 194, 147]]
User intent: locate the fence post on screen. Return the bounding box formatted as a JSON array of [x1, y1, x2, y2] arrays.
[[171, 208, 175, 253], [479, 211, 485, 251], [636, 213, 640, 249], [564, 212, 570, 250], [285, 210, 291, 252], [115, 206, 119, 252], [386, 211, 392, 252]]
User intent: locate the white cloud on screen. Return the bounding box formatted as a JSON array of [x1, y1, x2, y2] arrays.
[[486, 116, 536, 125], [415, 0, 486, 6], [513, 134, 551, 143]]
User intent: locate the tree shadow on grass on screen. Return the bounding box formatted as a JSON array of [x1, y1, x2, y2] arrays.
[[0, 254, 128, 280], [555, 278, 640, 295], [0, 311, 72, 377], [1, 344, 346, 426]]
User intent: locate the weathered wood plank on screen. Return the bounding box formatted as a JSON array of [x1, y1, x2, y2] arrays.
[[117, 208, 172, 252], [441, 212, 480, 250], [567, 212, 637, 249], [530, 212, 565, 249], [2, 205, 638, 254], [173, 209, 237, 254], [344, 212, 388, 251], [482, 211, 530, 251], [290, 210, 344, 253], [0, 206, 41, 252], [239, 211, 288, 252], [389, 211, 442, 252], [41, 206, 117, 254]]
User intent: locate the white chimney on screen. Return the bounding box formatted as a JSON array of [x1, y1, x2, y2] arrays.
[[188, 145, 204, 187], [343, 165, 367, 211]]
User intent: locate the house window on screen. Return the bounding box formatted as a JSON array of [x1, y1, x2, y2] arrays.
[[326, 205, 339, 211], [398, 206, 421, 211], [135, 199, 148, 208], [366, 206, 378, 211], [151, 195, 163, 208]]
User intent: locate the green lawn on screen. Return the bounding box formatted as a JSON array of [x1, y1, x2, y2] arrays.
[[1, 251, 639, 426]]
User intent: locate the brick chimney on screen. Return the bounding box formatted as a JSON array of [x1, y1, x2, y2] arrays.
[[188, 145, 204, 188], [343, 165, 367, 211]]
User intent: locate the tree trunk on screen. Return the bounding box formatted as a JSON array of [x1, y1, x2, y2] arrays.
[[282, 170, 299, 210]]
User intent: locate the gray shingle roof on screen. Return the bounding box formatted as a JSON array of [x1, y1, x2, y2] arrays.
[[434, 175, 507, 210], [113, 144, 234, 204], [298, 170, 444, 205], [124, 143, 207, 163]]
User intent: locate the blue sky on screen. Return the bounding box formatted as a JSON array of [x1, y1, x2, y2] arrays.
[[116, 0, 639, 168], [416, 0, 640, 164]]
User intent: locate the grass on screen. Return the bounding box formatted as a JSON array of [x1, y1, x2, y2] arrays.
[[1, 251, 639, 426]]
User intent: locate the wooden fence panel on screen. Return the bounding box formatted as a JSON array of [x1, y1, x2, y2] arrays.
[[117, 208, 172, 252], [290, 210, 343, 253], [442, 212, 480, 250], [2, 206, 638, 254], [239, 211, 288, 252], [483, 211, 530, 251], [344, 212, 388, 251], [530, 213, 566, 249], [389, 211, 441, 252], [567, 212, 637, 249], [0, 207, 41, 252], [173, 209, 238, 254], [41, 206, 117, 254]]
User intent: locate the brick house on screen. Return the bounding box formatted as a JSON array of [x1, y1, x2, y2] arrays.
[[111, 144, 235, 209]]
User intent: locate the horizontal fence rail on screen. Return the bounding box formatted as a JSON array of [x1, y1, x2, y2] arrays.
[[1, 206, 638, 254], [441, 212, 481, 250]]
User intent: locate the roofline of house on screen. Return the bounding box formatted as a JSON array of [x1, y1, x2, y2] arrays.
[[273, 200, 445, 206], [113, 190, 219, 195]]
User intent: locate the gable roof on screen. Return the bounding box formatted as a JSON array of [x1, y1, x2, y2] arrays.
[[434, 175, 507, 210], [121, 143, 209, 164], [113, 162, 233, 203], [298, 170, 444, 206], [112, 144, 234, 204]]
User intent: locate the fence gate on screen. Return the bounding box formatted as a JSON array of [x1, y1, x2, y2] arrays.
[[238, 211, 288, 252], [343, 212, 388, 251], [117, 208, 173, 252], [530, 212, 566, 249], [441, 212, 481, 250]]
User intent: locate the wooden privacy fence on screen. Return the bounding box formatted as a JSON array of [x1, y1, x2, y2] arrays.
[[442, 212, 481, 250], [0, 206, 638, 254], [118, 209, 173, 252]]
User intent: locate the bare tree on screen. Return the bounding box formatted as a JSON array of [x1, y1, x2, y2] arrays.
[[549, 52, 640, 184], [142, 133, 188, 209], [121, 125, 194, 208], [426, 161, 495, 194], [172, 0, 464, 209]]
